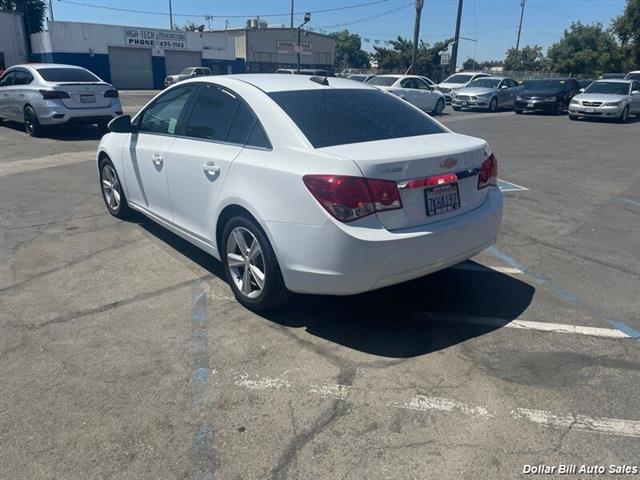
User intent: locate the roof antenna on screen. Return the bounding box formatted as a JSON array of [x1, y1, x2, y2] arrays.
[[310, 76, 329, 86]]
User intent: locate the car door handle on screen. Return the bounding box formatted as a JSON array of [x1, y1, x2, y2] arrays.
[[203, 162, 220, 175], [152, 153, 164, 166]]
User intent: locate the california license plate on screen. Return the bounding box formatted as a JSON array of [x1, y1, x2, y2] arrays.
[[462, 101, 468, 106], [527, 102, 534, 108], [80, 94, 95, 103], [585, 108, 595, 113], [425, 183, 461, 216]]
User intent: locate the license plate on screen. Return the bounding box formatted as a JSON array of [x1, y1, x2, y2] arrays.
[[425, 183, 461, 216], [585, 108, 595, 113], [80, 94, 95, 103], [462, 101, 468, 106], [527, 102, 534, 108]]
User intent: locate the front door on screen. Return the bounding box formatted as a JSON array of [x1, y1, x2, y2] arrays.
[[121, 84, 196, 222], [167, 84, 254, 242]]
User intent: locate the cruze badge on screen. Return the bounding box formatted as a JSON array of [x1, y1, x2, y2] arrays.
[[440, 158, 458, 169]]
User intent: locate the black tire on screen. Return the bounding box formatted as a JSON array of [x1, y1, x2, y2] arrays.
[[453, 106, 461, 111], [222, 215, 290, 312], [553, 101, 563, 115], [618, 106, 629, 123], [569, 114, 578, 121], [432, 98, 445, 115], [24, 106, 45, 137], [488, 97, 497, 112], [99, 156, 132, 219], [515, 110, 523, 114]]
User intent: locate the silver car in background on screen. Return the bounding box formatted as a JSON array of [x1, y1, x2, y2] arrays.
[[452, 77, 521, 112], [0, 63, 122, 136], [569, 79, 640, 122], [437, 71, 491, 102], [164, 67, 212, 87]]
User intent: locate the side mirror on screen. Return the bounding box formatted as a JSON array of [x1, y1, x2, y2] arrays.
[[631, 90, 640, 95], [579, 88, 585, 93], [108, 114, 133, 133]]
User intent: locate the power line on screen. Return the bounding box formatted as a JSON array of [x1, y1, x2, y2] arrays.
[[315, 3, 413, 29], [56, 0, 395, 19]]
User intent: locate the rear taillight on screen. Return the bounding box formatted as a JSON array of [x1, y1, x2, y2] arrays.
[[303, 175, 402, 222], [39, 90, 70, 100], [477, 153, 498, 189], [104, 90, 119, 98]]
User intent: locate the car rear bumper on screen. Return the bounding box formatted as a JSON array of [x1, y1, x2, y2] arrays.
[[513, 100, 558, 112], [35, 100, 123, 125], [569, 105, 624, 118], [267, 188, 503, 295]]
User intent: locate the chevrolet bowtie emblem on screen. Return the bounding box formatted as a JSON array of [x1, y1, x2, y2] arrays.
[[440, 158, 457, 169]]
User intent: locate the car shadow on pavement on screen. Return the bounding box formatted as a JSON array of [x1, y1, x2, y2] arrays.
[[138, 215, 535, 358], [0, 120, 104, 140]]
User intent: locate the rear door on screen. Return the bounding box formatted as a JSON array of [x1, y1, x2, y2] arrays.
[[122, 84, 196, 221], [167, 84, 249, 241]]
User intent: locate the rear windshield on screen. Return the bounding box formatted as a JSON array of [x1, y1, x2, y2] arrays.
[[37, 67, 100, 82], [268, 89, 446, 148], [584, 82, 630, 95], [366, 76, 397, 86]]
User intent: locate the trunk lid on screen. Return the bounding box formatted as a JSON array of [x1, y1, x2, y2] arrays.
[[320, 132, 492, 230], [52, 83, 113, 109]]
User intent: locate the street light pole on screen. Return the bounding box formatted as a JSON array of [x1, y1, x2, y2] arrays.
[[411, 0, 424, 74], [515, 0, 526, 67], [450, 0, 463, 75], [297, 12, 311, 74], [169, 0, 174, 30], [290, 0, 294, 29]]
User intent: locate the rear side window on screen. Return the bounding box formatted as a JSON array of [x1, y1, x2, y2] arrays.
[[138, 85, 195, 135], [246, 123, 271, 149], [226, 101, 255, 145], [269, 89, 446, 148], [183, 84, 238, 141], [37, 67, 100, 82], [14, 70, 34, 85]]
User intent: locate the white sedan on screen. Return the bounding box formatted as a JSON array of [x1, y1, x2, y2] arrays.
[[98, 74, 502, 311], [366, 74, 446, 115]]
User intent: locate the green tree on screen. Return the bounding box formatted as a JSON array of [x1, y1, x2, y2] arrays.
[[330, 30, 370, 70], [611, 0, 640, 70], [0, 0, 46, 35], [504, 45, 546, 71], [463, 58, 478, 70], [372, 36, 452, 77], [547, 22, 623, 75], [174, 21, 204, 32]]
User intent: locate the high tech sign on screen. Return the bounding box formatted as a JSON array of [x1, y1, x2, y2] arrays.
[[124, 29, 187, 49]]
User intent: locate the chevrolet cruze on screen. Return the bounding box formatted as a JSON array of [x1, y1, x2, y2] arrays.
[[97, 75, 503, 311]]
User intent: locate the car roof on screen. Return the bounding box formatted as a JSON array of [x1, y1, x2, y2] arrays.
[[22, 63, 89, 70], [593, 79, 633, 83], [222, 73, 375, 92]]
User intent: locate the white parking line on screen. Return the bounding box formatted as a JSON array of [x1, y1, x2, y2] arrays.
[[421, 312, 632, 339], [450, 263, 523, 274], [225, 372, 640, 439], [1, 151, 95, 176]]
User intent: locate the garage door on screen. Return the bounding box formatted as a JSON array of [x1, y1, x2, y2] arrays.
[[108, 47, 153, 89], [165, 50, 202, 76]]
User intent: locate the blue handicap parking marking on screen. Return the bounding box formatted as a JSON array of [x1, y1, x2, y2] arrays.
[[498, 179, 529, 192]]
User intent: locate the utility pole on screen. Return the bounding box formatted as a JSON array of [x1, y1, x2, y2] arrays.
[[450, 0, 463, 75], [169, 0, 174, 30], [411, 0, 424, 74], [290, 0, 294, 28], [515, 0, 526, 67], [49, 0, 54, 21]]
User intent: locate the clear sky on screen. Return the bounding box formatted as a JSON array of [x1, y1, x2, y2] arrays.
[[50, 0, 628, 65]]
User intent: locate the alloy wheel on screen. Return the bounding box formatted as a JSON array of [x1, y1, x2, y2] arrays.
[[101, 164, 121, 211], [226, 227, 265, 299], [24, 110, 35, 134]]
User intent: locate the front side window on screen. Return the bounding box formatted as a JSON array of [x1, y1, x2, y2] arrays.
[[37, 67, 100, 82], [269, 89, 446, 148], [400, 78, 419, 89], [0, 71, 16, 87], [138, 85, 195, 135]]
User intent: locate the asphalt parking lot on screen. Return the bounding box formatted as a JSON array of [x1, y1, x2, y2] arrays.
[[1, 90, 639, 480]]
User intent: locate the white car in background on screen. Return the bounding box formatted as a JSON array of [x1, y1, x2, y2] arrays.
[[98, 74, 502, 311], [366, 74, 446, 115], [0, 63, 122, 136], [625, 71, 640, 81], [437, 72, 491, 102], [569, 79, 640, 122]]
